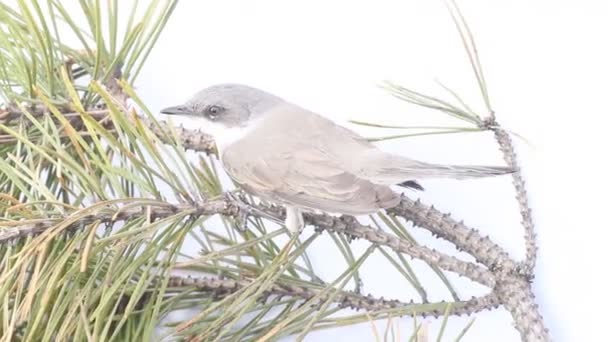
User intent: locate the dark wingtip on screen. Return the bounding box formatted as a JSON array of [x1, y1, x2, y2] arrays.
[[397, 180, 425, 191]]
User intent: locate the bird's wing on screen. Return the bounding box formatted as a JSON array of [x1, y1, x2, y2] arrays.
[[222, 141, 399, 215]]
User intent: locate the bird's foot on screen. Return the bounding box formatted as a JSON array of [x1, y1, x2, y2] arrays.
[[224, 190, 284, 230], [225, 190, 250, 231]]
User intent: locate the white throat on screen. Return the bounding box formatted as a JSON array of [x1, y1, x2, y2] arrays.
[[172, 115, 258, 154], [211, 124, 253, 153]]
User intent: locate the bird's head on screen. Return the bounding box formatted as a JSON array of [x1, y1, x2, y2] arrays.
[[160, 83, 283, 150]]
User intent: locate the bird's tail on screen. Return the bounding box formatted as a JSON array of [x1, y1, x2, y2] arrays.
[[365, 154, 513, 185], [406, 162, 513, 180], [362, 153, 513, 185]]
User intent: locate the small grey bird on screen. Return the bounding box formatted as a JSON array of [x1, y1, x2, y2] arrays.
[[161, 84, 511, 232]]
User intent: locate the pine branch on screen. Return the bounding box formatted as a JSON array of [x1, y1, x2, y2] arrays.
[[386, 197, 518, 274], [301, 211, 495, 287], [489, 120, 537, 275], [0, 196, 495, 287], [494, 277, 549, 341], [0, 103, 216, 153], [167, 276, 500, 317], [0, 198, 236, 242]]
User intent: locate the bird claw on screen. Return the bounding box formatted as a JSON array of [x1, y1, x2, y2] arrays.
[[225, 190, 252, 231], [225, 190, 284, 230]]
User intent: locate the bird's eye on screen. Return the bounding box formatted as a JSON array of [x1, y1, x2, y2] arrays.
[[207, 105, 223, 119]]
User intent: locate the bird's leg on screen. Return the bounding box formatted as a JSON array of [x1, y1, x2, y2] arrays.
[[285, 206, 304, 233]]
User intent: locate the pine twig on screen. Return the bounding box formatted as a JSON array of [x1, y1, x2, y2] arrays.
[[167, 276, 499, 317], [301, 212, 495, 287], [386, 197, 517, 274], [494, 277, 549, 341], [481, 117, 544, 340], [0, 197, 496, 287], [0, 106, 217, 153], [488, 119, 537, 275], [0, 199, 237, 242]]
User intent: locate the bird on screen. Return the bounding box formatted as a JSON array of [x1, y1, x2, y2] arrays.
[[160, 83, 511, 233]]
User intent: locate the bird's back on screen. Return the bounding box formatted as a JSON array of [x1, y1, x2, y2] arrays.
[[221, 102, 401, 214]]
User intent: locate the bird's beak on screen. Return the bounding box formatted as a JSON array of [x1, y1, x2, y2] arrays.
[[160, 105, 190, 115]]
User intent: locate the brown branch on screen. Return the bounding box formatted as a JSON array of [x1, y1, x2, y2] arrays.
[[0, 107, 216, 154], [493, 124, 537, 275], [494, 277, 549, 341], [479, 115, 543, 340], [0, 197, 496, 287], [144, 118, 216, 155], [387, 197, 518, 274], [0, 199, 237, 242], [1, 71, 216, 155], [300, 211, 495, 287], [0, 107, 112, 141], [167, 276, 499, 317]]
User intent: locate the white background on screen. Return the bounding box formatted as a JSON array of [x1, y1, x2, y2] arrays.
[[136, 1, 608, 341]]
